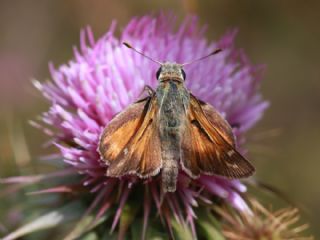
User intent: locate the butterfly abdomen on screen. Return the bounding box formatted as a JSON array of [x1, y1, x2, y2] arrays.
[[157, 81, 189, 192], [160, 139, 179, 192]]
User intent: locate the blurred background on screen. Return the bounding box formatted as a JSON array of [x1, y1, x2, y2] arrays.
[[0, 0, 319, 237]]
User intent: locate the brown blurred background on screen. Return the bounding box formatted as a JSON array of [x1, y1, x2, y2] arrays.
[[0, 0, 319, 237]]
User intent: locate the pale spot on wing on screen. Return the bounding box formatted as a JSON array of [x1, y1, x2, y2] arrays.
[[117, 161, 125, 167], [226, 162, 238, 169], [123, 148, 128, 155], [227, 150, 235, 157], [216, 149, 220, 159]]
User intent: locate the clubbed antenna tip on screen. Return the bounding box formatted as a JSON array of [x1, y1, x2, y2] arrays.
[[212, 48, 222, 55], [122, 41, 162, 65], [123, 42, 132, 49]]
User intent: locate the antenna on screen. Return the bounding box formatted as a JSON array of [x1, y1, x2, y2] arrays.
[[123, 42, 163, 65], [181, 48, 222, 66]]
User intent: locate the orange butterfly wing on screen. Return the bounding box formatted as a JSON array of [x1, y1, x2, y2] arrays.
[[181, 94, 255, 178], [98, 96, 162, 178]]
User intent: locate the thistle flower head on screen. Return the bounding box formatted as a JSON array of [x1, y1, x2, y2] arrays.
[[218, 199, 313, 240], [9, 13, 269, 238]]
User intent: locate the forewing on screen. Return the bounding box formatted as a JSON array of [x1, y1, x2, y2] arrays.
[[198, 96, 235, 147], [99, 96, 161, 178], [181, 95, 255, 179]]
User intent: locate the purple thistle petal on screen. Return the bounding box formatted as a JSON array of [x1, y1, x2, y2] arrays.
[[142, 186, 151, 240], [27, 185, 79, 195], [0, 169, 76, 184], [95, 182, 116, 220], [110, 182, 131, 232]]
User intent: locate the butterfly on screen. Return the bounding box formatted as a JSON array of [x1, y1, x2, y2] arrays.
[[98, 42, 255, 192]]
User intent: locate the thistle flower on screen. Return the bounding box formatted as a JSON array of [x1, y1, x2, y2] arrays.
[[3, 14, 269, 239], [218, 199, 313, 240]]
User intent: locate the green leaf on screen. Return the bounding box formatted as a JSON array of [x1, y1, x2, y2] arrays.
[[101, 230, 117, 240], [196, 209, 225, 240], [80, 232, 99, 240], [198, 220, 225, 240], [171, 220, 194, 240], [117, 204, 138, 239], [129, 218, 142, 240], [3, 202, 82, 240], [130, 218, 167, 240], [63, 214, 109, 240]]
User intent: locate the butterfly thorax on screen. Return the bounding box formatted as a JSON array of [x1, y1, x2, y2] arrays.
[[156, 78, 190, 192]]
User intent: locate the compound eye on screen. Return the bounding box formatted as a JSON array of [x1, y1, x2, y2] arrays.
[[181, 69, 186, 80], [156, 67, 162, 79]]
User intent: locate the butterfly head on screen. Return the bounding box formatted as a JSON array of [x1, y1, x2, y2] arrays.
[[156, 63, 186, 82], [122, 42, 222, 83]]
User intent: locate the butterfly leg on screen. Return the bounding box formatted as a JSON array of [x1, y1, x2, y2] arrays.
[[142, 85, 155, 97], [136, 86, 155, 102], [231, 122, 240, 129]]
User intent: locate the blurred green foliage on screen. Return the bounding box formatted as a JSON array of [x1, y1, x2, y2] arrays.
[[0, 0, 319, 237]]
